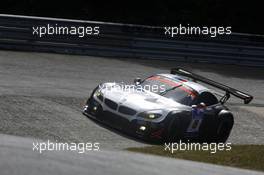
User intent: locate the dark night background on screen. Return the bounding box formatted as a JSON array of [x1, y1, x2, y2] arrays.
[[0, 0, 262, 34]]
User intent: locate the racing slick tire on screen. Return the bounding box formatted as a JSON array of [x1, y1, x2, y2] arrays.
[[215, 110, 234, 143], [166, 115, 185, 143]]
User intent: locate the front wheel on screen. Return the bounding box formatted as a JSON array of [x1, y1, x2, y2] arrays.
[[166, 116, 183, 143]]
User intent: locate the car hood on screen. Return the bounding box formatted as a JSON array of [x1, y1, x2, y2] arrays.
[[100, 83, 189, 112]]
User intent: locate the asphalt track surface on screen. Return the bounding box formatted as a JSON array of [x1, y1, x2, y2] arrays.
[[1, 134, 263, 175], [0, 50, 264, 174]]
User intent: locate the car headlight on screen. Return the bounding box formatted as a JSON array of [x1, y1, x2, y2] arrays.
[[94, 89, 104, 101], [138, 110, 163, 119]]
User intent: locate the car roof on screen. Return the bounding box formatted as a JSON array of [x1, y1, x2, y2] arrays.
[[157, 73, 210, 94]]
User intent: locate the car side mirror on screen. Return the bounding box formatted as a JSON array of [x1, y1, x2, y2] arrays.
[[192, 102, 206, 109], [199, 102, 206, 107], [134, 78, 141, 85], [191, 105, 197, 108]]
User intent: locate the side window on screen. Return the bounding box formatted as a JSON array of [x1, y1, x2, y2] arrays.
[[193, 92, 218, 106]]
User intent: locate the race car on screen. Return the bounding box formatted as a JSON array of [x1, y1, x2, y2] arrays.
[[82, 68, 253, 143]]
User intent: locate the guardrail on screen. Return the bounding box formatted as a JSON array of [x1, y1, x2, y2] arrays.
[[0, 14, 264, 66]]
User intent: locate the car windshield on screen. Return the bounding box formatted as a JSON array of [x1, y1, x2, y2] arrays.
[[140, 76, 197, 106]]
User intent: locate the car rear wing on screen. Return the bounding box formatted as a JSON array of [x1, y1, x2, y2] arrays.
[[170, 68, 253, 104]]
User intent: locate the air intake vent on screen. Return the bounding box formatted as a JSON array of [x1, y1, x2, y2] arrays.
[[105, 98, 118, 110]]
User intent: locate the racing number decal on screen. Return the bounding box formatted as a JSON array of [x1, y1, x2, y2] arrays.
[[187, 107, 204, 133]]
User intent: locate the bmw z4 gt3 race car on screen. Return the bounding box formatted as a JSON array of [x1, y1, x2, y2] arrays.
[[83, 68, 253, 143]]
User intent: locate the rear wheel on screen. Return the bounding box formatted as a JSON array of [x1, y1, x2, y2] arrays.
[[215, 112, 234, 143]]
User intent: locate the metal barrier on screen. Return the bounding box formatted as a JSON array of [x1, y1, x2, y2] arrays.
[[0, 14, 264, 66]]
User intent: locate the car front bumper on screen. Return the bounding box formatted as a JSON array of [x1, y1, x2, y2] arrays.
[[82, 98, 168, 141]]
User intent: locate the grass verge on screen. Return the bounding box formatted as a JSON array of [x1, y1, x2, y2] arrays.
[[127, 145, 264, 172]]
